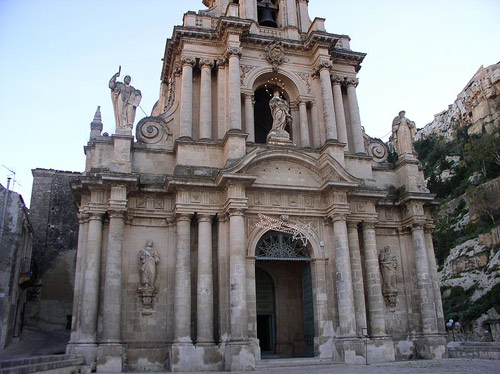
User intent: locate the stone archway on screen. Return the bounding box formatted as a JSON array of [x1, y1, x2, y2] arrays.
[[254, 230, 314, 358]]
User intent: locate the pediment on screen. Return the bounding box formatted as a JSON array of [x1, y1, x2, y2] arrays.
[[219, 149, 360, 190]]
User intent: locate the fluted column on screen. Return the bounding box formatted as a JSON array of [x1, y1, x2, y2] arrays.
[[332, 215, 356, 337], [362, 221, 386, 337], [197, 214, 214, 343], [174, 213, 192, 343], [244, 93, 255, 142], [331, 75, 348, 146], [310, 99, 321, 147], [412, 224, 438, 334], [227, 47, 242, 131], [347, 221, 367, 335], [79, 213, 103, 343], [346, 78, 364, 153], [425, 227, 446, 333], [70, 213, 89, 344], [317, 60, 337, 140], [101, 210, 125, 343], [216, 58, 227, 139], [228, 208, 247, 340], [217, 214, 230, 342], [298, 100, 310, 148], [199, 59, 214, 140], [180, 56, 196, 138]]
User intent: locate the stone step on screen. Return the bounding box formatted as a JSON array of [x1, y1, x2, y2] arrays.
[[256, 357, 333, 369], [0, 355, 84, 374]]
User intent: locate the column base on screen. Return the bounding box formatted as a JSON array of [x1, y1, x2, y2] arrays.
[[72, 343, 98, 366], [335, 336, 395, 364], [415, 334, 447, 359], [168, 343, 223, 372], [224, 341, 256, 372], [97, 343, 124, 373]]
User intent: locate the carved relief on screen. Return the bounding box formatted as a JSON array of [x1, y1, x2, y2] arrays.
[[137, 197, 146, 209], [136, 116, 173, 145], [226, 46, 242, 58], [240, 65, 255, 84], [297, 72, 312, 93], [379, 246, 398, 310], [266, 41, 285, 72], [363, 132, 389, 163], [271, 192, 281, 206], [137, 240, 160, 313]]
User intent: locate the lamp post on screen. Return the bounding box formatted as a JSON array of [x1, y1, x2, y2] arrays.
[[361, 327, 368, 365]]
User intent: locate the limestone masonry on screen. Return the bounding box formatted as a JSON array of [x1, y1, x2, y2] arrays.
[[67, 1, 447, 371]]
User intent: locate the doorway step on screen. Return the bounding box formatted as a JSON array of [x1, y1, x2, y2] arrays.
[[256, 357, 333, 369]]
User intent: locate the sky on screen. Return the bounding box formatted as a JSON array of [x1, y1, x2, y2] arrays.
[[0, 0, 499, 206]]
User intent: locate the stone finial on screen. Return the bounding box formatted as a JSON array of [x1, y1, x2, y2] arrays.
[[90, 106, 103, 140]]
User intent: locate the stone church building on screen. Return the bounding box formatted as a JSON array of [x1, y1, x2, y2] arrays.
[[67, 0, 447, 371]]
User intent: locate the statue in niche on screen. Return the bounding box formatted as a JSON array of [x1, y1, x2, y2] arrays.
[[109, 66, 142, 132], [379, 246, 398, 309], [267, 91, 293, 145], [137, 240, 159, 313], [391, 110, 417, 159]]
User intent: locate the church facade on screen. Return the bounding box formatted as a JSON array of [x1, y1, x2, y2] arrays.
[[67, 0, 447, 371]]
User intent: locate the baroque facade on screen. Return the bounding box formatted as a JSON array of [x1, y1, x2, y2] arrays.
[[67, 0, 447, 371]]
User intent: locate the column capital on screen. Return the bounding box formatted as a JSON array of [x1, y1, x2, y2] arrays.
[[315, 59, 333, 73], [226, 46, 242, 58], [330, 214, 347, 223], [88, 212, 104, 221], [298, 99, 308, 107], [411, 222, 425, 230], [347, 220, 360, 229], [217, 212, 229, 222], [362, 220, 376, 230], [199, 58, 214, 69], [78, 213, 90, 224], [216, 57, 227, 68], [346, 77, 359, 87], [197, 214, 214, 223], [181, 56, 196, 67], [108, 210, 126, 219], [176, 213, 193, 222], [331, 74, 345, 85], [228, 207, 246, 217]]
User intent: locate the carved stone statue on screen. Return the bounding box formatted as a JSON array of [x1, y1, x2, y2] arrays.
[[392, 110, 417, 159], [379, 246, 398, 309], [139, 240, 159, 289], [267, 91, 293, 145], [109, 66, 142, 133]]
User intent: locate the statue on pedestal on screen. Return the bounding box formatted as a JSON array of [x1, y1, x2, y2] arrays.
[[379, 246, 398, 309], [137, 240, 159, 313], [267, 91, 293, 145], [109, 66, 142, 133], [392, 110, 417, 159]]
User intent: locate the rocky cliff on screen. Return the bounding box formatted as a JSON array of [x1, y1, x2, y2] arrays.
[[414, 62, 500, 342]]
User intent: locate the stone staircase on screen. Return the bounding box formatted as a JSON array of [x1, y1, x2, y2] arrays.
[[0, 355, 84, 374], [256, 357, 334, 369]]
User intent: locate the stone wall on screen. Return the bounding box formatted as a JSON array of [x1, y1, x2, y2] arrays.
[[27, 169, 81, 330]]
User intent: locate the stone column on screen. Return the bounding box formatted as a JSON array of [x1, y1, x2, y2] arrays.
[[199, 59, 214, 140], [331, 75, 348, 146], [244, 93, 255, 142], [79, 213, 103, 343], [346, 78, 364, 154], [174, 213, 192, 343], [425, 228, 446, 333], [310, 258, 332, 358], [310, 100, 321, 147], [299, 100, 310, 148], [347, 221, 367, 336], [362, 221, 386, 337], [332, 215, 356, 337], [228, 208, 247, 340], [217, 58, 227, 139], [101, 210, 125, 343], [180, 56, 196, 138], [298, 0, 311, 33], [317, 60, 337, 140], [217, 215, 230, 343], [227, 47, 242, 131], [70, 213, 89, 345], [197, 214, 214, 343], [412, 224, 438, 334]]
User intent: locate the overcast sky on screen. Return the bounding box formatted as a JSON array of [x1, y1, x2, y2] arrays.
[[1, 0, 499, 206]]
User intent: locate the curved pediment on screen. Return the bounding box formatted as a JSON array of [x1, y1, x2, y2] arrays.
[[219, 149, 360, 190]]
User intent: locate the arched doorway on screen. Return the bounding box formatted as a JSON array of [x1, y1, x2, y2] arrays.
[[255, 231, 314, 358], [254, 87, 292, 144]]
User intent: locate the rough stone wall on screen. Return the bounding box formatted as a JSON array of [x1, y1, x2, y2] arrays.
[[27, 169, 81, 330], [0, 184, 33, 348]]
